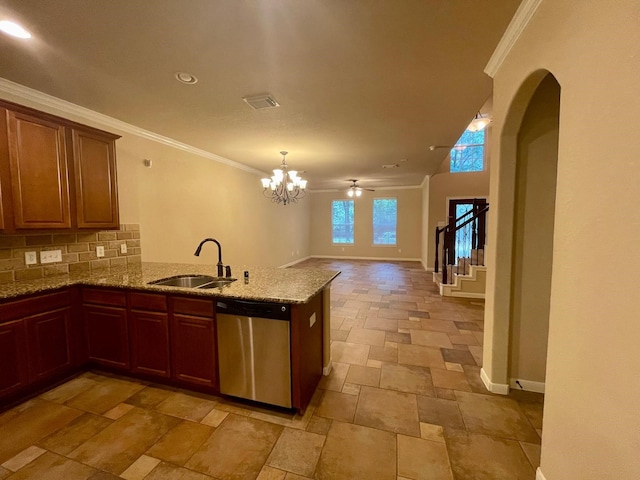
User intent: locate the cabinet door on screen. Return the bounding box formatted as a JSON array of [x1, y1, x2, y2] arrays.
[[0, 319, 29, 399], [171, 314, 216, 388], [130, 310, 170, 378], [72, 129, 119, 228], [25, 307, 73, 382], [84, 304, 129, 369], [6, 110, 71, 228]]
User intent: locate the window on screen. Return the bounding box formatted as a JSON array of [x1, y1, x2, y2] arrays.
[[332, 200, 354, 244], [373, 198, 397, 245], [450, 129, 485, 173]]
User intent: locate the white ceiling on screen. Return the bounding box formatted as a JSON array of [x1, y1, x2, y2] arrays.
[[0, 0, 520, 190]]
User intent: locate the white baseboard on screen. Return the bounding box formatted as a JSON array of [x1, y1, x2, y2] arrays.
[[310, 255, 422, 262], [323, 363, 332, 376], [480, 368, 510, 395], [510, 378, 546, 393], [536, 467, 547, 480], [279, 256, 313, 268]]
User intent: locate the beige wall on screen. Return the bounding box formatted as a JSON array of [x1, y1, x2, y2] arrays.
[[420, 177, 430, 269], [484, 1, 640, 478], [309, 188, 422, 260], [509, 75, 559, 386], [0, 90, 311, 270]]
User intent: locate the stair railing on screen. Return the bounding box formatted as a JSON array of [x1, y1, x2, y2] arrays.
[[435, 201, 489, 284]]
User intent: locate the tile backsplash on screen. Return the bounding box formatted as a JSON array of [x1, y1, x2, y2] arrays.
[[0, 224, 142, 284]]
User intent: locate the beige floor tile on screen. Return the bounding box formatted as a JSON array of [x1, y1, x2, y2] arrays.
[[186, 414, 283, 480], [519, 401, 544, 430], [410, 330, 453, 349], [386, 331, 412, 344], [65, 377, 145, 414], [317, 362, 349, 392], [455, 391, 540, 443], [341, 382, 361, 395], [155, 392, 217, 422], [144, 461, 212, 480], [147, 420, 213, 465], [103, 402, 134, 420], [306, 416, 332, 435], [420, 422, 445, 444], [200, 408, 229, 428], [441, 348, 477, 366], [398, 343, 445, 369], [345, 365, 381, 387], [445, 362, 464, 372], [38, 412, 113, 455], [376, 308, 410, 320], [316, 421, 396, 480], [420, 319, 460, 334], [1, 445, 46, 472], [346, 328, 386, 346], [354, 386, 420, 436], [284, 473, 313, 480], [380, 363, 435, 396], [363, 316, 398, 332], [68, 407, 180, 475], [0, 399, 83, 464], [430, 368, 472, 392], [446, 430, 535, 479], [416, 396, 465, 430], [468, 345, 483, 366], [39, 375, 97, 403], [449, 334, 479, 346], [267, 427, 325, 477], [125, 386, 175, 410], [368, 345, 398, 363], [120, 454, 161, 480], [87, 470, 122, 479], [397, 434, 453, 480], [330, 329, 349, 342], [520, 441, 541, 469], [257, 465, 287, 480], [0, 467, 9, 480], [462, 365, 490, 394], [5, 451, 96, 479], [315, 390, 358, 423], [330, 342, 370, 366]]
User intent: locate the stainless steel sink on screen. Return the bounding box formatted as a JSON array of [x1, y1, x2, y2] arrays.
[[149, 274, 236, 289]]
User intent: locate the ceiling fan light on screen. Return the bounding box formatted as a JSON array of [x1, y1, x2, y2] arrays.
[[355, 189, 362, 197], [468, 116, 491, 132], [347, 189, 354, 197]]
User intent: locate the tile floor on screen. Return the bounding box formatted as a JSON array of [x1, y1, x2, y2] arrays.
[[0, 259, 544, 480]]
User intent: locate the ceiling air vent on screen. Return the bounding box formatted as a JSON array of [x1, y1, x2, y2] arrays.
[[243, 94, 280, 110]]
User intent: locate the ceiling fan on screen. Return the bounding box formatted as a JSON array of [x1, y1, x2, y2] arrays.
[[346, 179, 374, 197]]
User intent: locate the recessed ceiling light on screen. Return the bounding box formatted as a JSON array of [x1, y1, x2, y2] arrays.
[[0, 20, 31, 39], [175, 72, 198, 85]]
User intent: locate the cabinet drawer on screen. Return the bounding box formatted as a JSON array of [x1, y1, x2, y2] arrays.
[[82, 288, 127, 307], [1, 290, 70, 322], [129, 292, 167, 312], [171, 296, 214, 317]]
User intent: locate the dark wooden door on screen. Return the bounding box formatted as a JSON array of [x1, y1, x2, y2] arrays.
[[130, 309, 170, 378], [25, 307, 73, 382], [0, 319, 29, 399], [6, 110, 71, 228], [84, 304, 130, 369], [71, 128, 119, 228]]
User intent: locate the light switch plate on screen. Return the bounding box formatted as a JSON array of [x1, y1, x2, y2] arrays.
[[120, 243, 127, 254], [96, 246, 105, 258], [25, 251, 37, 265], [40, 249, 62, 264]]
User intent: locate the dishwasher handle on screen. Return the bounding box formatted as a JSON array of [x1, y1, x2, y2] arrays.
[[216, 299, 291, 321]]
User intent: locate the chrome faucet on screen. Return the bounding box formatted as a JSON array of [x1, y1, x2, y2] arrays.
[[194, 238, 231, 278]]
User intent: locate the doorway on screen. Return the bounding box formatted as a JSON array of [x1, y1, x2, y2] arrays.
[[447, 198, 487, 263]]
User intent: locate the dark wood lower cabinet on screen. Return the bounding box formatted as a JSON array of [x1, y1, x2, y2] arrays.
[[84, 304, 129, 369], [170, 296, 217, 389], [0, 319, 29, 398], [25, 307, 72, 382], [130, 309, 170, 378]]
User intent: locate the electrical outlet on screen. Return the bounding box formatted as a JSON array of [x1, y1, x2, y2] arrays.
[[25, 251, 37, 265], [96, 246, 105, 258], [120, 243, 127, 254], [40, 249, 62, 264]]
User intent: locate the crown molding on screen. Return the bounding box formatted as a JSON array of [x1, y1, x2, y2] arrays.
[[484, 0, 543, 78], [0, 77, 267, 177]]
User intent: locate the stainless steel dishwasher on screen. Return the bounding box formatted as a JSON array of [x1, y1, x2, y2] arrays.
[[215, 299, 292, 408]]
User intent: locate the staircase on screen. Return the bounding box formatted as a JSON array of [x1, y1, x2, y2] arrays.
[[433, 200, 488, 299]]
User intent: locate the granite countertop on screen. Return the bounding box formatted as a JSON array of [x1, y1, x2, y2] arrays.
[[0, 262, 341, 304]]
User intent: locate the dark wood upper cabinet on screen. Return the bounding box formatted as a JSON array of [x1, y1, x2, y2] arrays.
[[72, 128, 119, 228], [7, 110, 71, 229], [0, 100, 120, 231]]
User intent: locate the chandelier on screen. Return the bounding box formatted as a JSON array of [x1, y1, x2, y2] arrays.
[[260, 151, 307, 205]]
